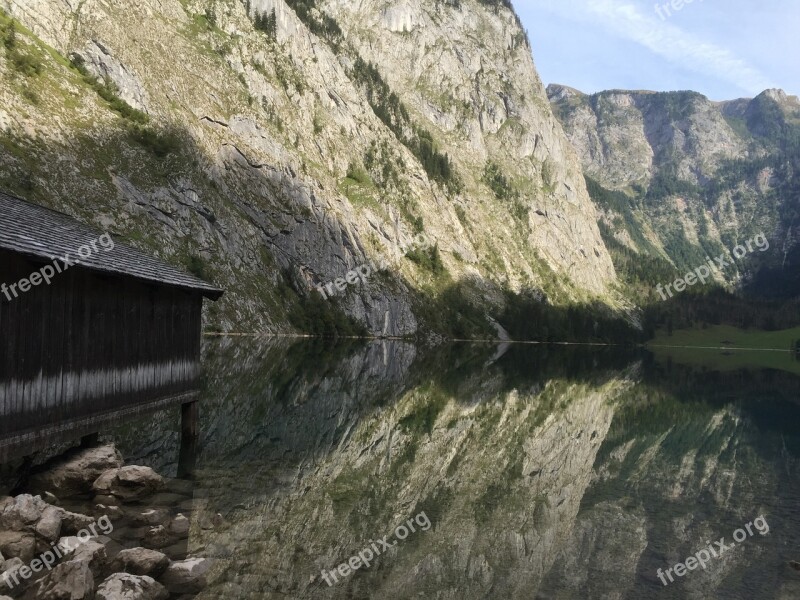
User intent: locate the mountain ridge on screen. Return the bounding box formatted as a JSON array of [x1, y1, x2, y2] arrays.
[[548, 82, 800, 301], [0, 0, 624, 338]]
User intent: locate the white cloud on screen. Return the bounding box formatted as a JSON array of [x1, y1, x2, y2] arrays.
[[537, 0, 775, 94]]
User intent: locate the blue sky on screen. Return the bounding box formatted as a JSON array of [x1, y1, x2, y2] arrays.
[[515, 0, 799, 101]]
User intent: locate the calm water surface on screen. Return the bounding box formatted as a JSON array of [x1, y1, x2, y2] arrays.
[[109, 338, 800, 599]]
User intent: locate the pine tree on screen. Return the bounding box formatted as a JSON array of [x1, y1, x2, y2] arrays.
[[265, 8, 277, 39], [253, 8, 277, 40]]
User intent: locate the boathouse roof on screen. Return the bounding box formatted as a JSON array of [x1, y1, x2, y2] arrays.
[[0, 191, 223, 300]]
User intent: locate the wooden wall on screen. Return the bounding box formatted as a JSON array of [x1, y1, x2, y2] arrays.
[[0, 249, 204, 439]]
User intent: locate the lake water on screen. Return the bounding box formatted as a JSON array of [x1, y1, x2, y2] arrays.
[[108, 338, 800, 599]]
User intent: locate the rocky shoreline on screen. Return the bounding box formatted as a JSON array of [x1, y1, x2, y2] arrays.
[[0, 444, 212, 600]]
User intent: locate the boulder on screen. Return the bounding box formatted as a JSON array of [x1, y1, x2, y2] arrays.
[[0, 495, 47, 532], [28, 444, 123, 497], [0, 557, 24, 596], [167, 514, 189, 537], [110, 548, 169, 578], [71, 540, 107, 575], [58, 511, 96, 535], [96, 573, 168, 600], [35, 559, 95, 600], [56, 537, 80, 558], [158, 558, 211, 594], [1, 557, 24, 573], [35, 507, 63, 543], [133, 510, 168, 527], [93, 467, 164, 501], [142, 527, 170, 550], [0, 531, 35, 563]]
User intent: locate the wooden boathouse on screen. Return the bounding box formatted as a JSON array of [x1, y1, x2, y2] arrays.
[[0, 191, 223, 457]]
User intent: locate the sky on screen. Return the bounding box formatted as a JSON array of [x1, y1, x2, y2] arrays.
[[515, 0, 800, 101]]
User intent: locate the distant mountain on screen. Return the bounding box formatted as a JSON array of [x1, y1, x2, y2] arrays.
[[548, 84, 800, 300]]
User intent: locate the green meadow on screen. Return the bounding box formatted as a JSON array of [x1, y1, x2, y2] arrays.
[[647, 325, 800, 376]]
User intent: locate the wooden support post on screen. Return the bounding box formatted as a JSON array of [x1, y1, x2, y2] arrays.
[[178, 400, 199, 479], [181, 401, 199, 439]]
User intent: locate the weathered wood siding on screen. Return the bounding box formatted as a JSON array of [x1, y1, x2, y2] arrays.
[[0, 249, 203, 440]]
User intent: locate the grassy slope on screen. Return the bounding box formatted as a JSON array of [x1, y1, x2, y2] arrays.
[[647, 325, 800, 376]]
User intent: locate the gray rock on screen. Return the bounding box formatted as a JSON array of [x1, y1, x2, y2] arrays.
[[0, 557, 24, 595], [1, 557, 24, 574], [35, 507, 63, 542], [27, 444, 123, 498], [0, 495, 47, 532], [92, 467, 164, 501], [141, 527, 170, 550], [132, 510, 168, 527], [58, 511, 96, 536], [72, 40, 151, 113], [0, 531, 35, 563], [71, 540, 107, 575], [167, 514, 189, 537], [96, 573, 168, 600], [35, 559, 94, 600], [158, 558, 211, 594], [55, 537, 80, 558], [110, 548, 169, 578]]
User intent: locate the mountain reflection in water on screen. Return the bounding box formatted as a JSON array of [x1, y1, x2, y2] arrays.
[[107, 338, 800, 600]]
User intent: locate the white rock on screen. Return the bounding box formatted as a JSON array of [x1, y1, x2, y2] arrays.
[[96, 573, 168, 600]]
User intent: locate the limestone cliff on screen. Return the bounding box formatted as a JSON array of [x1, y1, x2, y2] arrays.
[[548, 85, 800, 294], [0, 0, 618, 336]]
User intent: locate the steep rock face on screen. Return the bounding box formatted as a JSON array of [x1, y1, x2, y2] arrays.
[[548, 85, 749, 191], [0, 0, 618, 337], [322, 0, 616, 294], [549, 85, 800, 288]]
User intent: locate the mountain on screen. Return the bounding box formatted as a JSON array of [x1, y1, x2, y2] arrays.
[[0, 0, 623, 338], [548, 84, 800, 301]]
